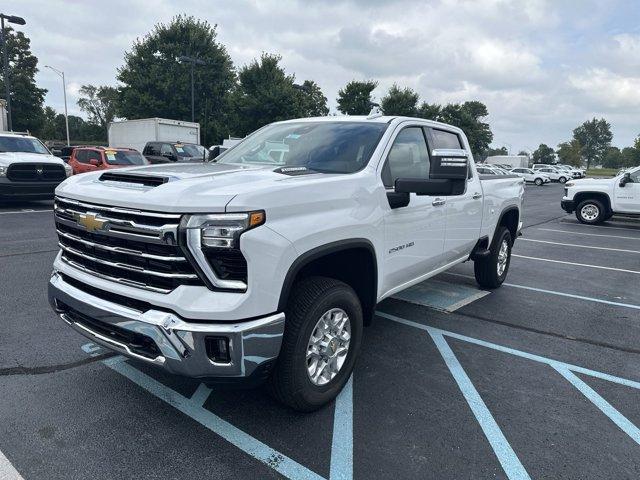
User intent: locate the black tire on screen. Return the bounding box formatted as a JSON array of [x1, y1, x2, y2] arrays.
[[534, 178, 543, 186], [268, 276, 363, 412], [559, 176, 567, 184], [575, 199, 605, 224], [474, 227, 512, 289]]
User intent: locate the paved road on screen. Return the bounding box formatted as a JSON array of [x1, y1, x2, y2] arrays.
[[1, 184, 640, 480]]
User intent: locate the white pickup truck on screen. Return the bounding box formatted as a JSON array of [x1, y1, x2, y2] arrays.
[[0, 132, 72, 201], [48, 116, 524, 411], [562, 166, 640, 224]]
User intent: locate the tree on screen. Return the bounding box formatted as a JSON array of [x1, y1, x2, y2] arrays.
[[296, 80, 328, 117], [117, 15, 235, 144], [416, 102, 440, 120], [229, 53, 303, 136], [77, 84, 119, 131], [532, 144, 556, 164], [621, 147, 640, 168], [572, 118, 613, 169], [487, 146, 508, 156], [437, 101, 493, 158], [380, 84, 418, 116], [602, 147, 623, 169], [336, 80, 377, 115], [0, 25, 47, 133], [556, 139, 583, 167]]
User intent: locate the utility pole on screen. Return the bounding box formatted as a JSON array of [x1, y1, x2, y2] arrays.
[[45, 65, 70, 145], [177, 55, 205, 123], [0, 13, 26, 131]]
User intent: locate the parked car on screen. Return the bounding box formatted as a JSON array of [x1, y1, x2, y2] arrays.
[[485, 155, 529, 169], [557, 164, 585, 178], [476, 165, 508, 175], [49, 116, 524, 411], [0, 132, 72, 201], [562, 165, 640, 223], [69, 146, 148, 175], [509, 167, 550, 186], [143, 141, 207, 164], [532, 165, 571, 183]]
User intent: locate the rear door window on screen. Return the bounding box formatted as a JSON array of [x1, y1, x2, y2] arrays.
[[430, 129, 463, 149]]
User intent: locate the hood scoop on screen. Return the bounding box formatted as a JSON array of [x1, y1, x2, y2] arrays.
[[99, 172, 169, 187]]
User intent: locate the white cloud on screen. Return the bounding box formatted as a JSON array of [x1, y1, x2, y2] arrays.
[[13, 0, 640, 150]]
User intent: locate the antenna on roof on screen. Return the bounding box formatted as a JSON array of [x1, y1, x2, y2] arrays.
[[367, 102, 382, 119]]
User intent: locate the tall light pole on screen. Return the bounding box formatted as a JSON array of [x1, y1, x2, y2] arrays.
[[177, 55, 205, 123], [0, 13, 26, 132], [44, 65, 70, 146]]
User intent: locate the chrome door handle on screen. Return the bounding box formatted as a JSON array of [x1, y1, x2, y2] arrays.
[[472, 192, 482, 200], [432, 198, 446, 207]]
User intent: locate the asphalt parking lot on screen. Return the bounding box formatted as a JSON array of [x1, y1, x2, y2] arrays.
[[1, 182, 640, 480]]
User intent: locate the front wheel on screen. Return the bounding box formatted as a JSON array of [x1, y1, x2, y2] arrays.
[[268, 277, 363, 411], [576, 199, 605, 224], [474, 227, 512, 289], [559, 176, 567, 184], [534, 178, 543, 186]]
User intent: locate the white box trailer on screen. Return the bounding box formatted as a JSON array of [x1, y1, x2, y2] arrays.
[[485, 155, 529, 169], [108, 118, 201, 153]]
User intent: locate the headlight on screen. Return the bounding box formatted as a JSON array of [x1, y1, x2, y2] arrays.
[[565, 182, 574, 187], [181, 211, 265, 291], [183, 211, 265, 249], [0, 166, 6, 177]]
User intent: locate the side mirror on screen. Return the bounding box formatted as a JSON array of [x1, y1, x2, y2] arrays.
[[89, 158, 100, 166], [395, 178, 455, 196], [620, 172, 631, 187], [430, 148, 469, 180]]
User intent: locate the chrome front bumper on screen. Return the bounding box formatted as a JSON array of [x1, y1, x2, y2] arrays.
[[48, 271, 285, 379]]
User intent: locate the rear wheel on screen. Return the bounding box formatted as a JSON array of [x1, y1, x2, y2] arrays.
[[576, 199, 605, 224], [474, 227, 512, 289], [268, 276, 363, 411]]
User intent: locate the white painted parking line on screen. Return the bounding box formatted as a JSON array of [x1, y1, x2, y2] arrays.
[[519, 238, 640, 254], [537, 228, 640, 241], [330, 376, 353, 480], [442, 272, 640, 310], [0, 209, 51, 215], [559, 221, 640, 233], [0, 448, 24, 480], [512, 254, 640, 275]]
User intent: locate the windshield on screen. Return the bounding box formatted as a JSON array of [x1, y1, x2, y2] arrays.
[[104, 150, 146, 165], [174, 143, 206, 158], [217, 121, 389, 173], [0, 136, 49, 155]]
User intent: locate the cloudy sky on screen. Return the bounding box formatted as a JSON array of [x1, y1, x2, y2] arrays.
[[14, 0, 640, 152]]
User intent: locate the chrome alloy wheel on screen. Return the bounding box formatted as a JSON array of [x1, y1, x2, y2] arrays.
[[580, 204, 599, 222], [306, 308, 351, 386], [497, 239, 509, 277]]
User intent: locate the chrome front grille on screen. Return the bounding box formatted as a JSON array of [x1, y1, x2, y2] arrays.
[[54, 196, 204, 293]]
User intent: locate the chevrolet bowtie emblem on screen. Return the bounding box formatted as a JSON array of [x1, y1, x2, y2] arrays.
[[75, 213, 108, 232]]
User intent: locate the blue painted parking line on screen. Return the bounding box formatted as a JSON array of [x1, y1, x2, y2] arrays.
[[430, 330, 531, 480], [79, 345, 355, 480], [378, 311, 640, 470], [330, 376, 353, 480], [103, 355, 327, 480], [392, 278, 489, 312]]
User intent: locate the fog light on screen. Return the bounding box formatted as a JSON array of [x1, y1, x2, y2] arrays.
[[205, 336, 231, 364]]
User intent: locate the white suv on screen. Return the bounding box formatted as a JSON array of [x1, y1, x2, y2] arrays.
[[533, 165, 571, 183], [509, 167, 550, 186]]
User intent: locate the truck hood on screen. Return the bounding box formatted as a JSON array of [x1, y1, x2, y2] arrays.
[[568, 177, 612, 187], [55, 162, 330, 212], [0, 152, 66, 167]]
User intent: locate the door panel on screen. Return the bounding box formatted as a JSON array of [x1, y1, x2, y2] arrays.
[[614, 170, 640, 212], [382, 126, 446, 295]]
